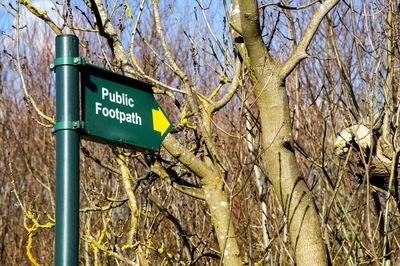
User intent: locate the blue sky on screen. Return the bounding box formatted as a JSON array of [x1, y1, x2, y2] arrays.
[[0, 0, 228, 55]]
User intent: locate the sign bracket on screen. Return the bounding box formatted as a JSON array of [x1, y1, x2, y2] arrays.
[[50, 56, 86, 70], [52, 121, 86, 134]]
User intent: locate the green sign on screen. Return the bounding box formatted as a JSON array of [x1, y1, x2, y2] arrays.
[[81, 64, 172, 151]]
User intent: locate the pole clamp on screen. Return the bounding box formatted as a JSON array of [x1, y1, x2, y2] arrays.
[[50, 57, 86, 71], [52, 121, 85, 134]]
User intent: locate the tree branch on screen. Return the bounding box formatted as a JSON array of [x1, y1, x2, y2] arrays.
[[20, 0, 62, 35], [89, 0, 137, 76], [280, 0, 340, 78], [162, 134, 216, 186], [150, 161, 205, 200], [239, 0, 275, 78], [212, 56, 242, 112]]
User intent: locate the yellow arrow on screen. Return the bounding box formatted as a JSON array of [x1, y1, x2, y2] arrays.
[[152, 107, 170, 136]]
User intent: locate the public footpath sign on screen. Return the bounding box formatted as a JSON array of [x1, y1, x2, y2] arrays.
[[81, 63, 172, 151], [52, 35, 172, 266]]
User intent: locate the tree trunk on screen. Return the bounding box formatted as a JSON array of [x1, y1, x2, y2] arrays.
[[237, 0, 340, 264], [257, 77, 328, 265]]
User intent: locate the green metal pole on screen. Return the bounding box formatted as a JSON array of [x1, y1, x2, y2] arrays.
[[55, 35, 80, 266]]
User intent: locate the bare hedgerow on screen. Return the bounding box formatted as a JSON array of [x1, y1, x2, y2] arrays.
[[1, 0, 399, 265]]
